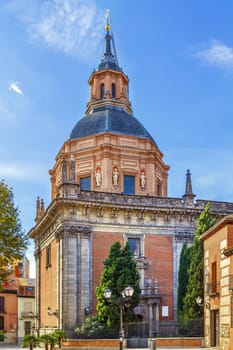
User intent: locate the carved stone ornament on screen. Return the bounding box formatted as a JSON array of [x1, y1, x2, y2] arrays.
[[55, 224, 91, 240]]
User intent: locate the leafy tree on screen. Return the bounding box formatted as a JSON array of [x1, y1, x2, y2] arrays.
[[0, 180, 28, 288], [39, 334, 51, 350], [40, 333, 57, 350], [22, 334, 39, 350], [96, 241, 140, 329], [53, 329, 66, 348], [183, 203, 216, 319], [177, 243, 191, 312]]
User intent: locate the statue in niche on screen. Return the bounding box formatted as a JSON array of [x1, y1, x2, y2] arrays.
[[95, 168, 102, 187], [112, 167, 119, 186], [140, 170, 146, 189], [61, 156, 67, 183], [70, 155, 75, 182]]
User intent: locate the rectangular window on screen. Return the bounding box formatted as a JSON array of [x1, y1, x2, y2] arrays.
[[162, 306, 169, 317], [0, 316, 4, 330], [128, 237, 141, 257], [46, 245, 51, 268], [80, 177, 91, 190], [0, 297, 4, 313], [124, 175, 135, 195], [23, 302, 32, 312], [231, 296, 233, 328], [24, 321, 31, 336], [211, 262, 217, 294]]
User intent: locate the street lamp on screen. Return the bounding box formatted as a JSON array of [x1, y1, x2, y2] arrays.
[[196, 296, 210, 309], [104, 286, 134, 350]]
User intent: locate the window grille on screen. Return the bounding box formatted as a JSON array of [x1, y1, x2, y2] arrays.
[[128, 237, 141, 257]]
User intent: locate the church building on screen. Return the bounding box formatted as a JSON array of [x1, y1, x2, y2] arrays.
[[29, 16, 233, 338]]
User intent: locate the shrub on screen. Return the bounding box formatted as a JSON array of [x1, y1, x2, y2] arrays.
[[75, 316, 117, 339], [0, 330, 6, 341]]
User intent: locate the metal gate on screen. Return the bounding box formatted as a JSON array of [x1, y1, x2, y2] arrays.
[[125, 322, 149, 348]]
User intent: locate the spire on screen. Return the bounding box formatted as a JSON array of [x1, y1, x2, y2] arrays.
[[85, 10, 132, 114], [185, 169, 194, 196], [98, 10, 121, 72], [183, 169, 195, 206]]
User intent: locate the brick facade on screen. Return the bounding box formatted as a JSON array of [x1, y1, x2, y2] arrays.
[[29, 20, 233, 339], [201, 215, 233, 349]]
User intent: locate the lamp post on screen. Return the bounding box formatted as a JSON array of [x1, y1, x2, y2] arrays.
[[196, 296, 210, 309], [104, 286, 134, 350]]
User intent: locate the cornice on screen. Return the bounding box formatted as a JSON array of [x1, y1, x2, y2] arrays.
[[29, 191, 233, 242], [223, 246, 233, 257]]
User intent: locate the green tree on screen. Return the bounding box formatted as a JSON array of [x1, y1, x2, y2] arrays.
[[177, 243, 191, 312], [53, 329, 66, 348], [0, 180, 28, 288], [39, 334, 51, 350], [183, 203, 216, 319], [22, 334, 39, 350], [96, 241, 140, 329]]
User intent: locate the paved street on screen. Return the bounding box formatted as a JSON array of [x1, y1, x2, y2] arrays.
[[0, 345, 211, 350]]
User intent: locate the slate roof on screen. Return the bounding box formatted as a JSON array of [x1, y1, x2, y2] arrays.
[[69, 106, 156, 145]]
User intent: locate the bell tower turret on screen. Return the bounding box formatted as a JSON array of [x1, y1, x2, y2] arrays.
[[86, 10, 132, 114]]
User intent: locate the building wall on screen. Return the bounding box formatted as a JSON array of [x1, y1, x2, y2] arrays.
[[40, 239, 58, 328], [18, 297, 36, 344], [0, 292, 17, 343], [202, 219, 233, 350], [49, 132, 169, 200], [30, 188, 233, 338]]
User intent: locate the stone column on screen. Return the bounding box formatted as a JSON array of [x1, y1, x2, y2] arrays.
[[155, 302, 160, 335], [59, 225, 92, 337], [34, 247, 41, 338], [148, 302, 153, 338]]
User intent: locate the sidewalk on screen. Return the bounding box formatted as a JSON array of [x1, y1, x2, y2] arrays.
[[0, 346, 209, 350]]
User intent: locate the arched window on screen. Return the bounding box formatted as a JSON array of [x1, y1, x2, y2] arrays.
[[112, 83, 116, 98], [100, 83, 104, 99]]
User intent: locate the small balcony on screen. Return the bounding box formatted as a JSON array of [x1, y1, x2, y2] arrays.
[[133, 255, 148, 269], [229, 275, 233, 291], [21, 311, 37, 318]]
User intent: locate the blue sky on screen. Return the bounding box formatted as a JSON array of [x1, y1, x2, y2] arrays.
[[1, 0, 233, 276]]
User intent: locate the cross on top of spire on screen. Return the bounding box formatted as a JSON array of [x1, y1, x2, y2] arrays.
[[105, 9, 110, 31]]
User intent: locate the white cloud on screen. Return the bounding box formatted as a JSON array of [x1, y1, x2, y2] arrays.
[[9, 81, 23, 95], [5, 0, 105, 61], [196, 40, 233, 68]]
